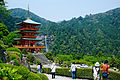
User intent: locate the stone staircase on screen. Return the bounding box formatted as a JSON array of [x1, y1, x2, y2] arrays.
[[33, 53, 50, 65]]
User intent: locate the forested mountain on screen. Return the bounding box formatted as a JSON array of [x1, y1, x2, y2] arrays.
[[1, 8, 120, 57], [10, 8, 50, 24], [0, 8, 53, 31], [47, 8, 120, 57]]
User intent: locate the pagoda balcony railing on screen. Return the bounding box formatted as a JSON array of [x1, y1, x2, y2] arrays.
[[18, 28, 39, 31], [20, 35, 37, 38], [14, 45, 45, 49]]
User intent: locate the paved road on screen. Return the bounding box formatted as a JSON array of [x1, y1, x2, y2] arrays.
[[44, 73, 88, 80]]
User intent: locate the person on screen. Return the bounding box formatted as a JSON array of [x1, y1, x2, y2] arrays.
[[101, 60, 110, 79], [69, 62, 77, 79], [51, 62, 56, 79], [92, 62, 100, 80], [37, 63, 40, 73], [40, 63, 42, 73]]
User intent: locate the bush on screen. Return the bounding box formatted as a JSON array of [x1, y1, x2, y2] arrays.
[[0, 64, 48, 80], [0, 58, 2, 63], [37, 73, 49, 80], [17, 66, 30, 79], [0, 63, 18, 68], [0, 44, 6, 50], [27, 72, 42, 80], [27, 53, 35, 63], [22, 48, 28, 54], [7, 47, 21, 53], [36, 59, 40, 65], [0, 66, 22, 80], [13, 59, 20, 66], [9, 53, 19, 61]]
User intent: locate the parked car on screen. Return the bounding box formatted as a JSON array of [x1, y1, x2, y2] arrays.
[[80, 64, 88, 68]]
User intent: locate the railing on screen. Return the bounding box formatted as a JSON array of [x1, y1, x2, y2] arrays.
[[14, 45, 45, 49], [20, 35, 37, 38], [18, 28, 39, 31]]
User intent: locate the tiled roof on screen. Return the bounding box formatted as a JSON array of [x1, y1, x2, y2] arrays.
[[17, 18, 41, 25]]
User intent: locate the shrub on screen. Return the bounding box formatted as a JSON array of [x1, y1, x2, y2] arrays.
[[7, 47, 21, 53], [0, 58, 2, 63], [13, 59, 20, 66], [27, 72, 42, 80], [0, 66, 22, 80], [22, 48, 28, 54], [0, 64, 48, 80], [0, 63, 18, 68], [37, 73, 49, 80], [17, 66, 30, 79], [27, 53, 35, 63], [36, 59, 40, 65], [0, 44, 6, 50], [9, 53, 19, 61]]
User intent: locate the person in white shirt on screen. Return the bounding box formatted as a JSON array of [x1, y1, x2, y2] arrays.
[[92, 62, 100, 80], [51, 62, 56, 79], [69, 62, 77, 79]]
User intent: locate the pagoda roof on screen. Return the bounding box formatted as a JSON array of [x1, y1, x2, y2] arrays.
[[17, 18, 41, 25]]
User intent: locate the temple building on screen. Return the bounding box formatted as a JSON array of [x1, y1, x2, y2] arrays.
[[14, 6, 45, 53]]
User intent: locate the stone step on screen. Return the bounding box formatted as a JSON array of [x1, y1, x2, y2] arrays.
[[33, 53, 50, 65]]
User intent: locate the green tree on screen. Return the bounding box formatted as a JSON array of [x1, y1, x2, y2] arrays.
[[27, 53, 35, 63], [45, 51, 53, 60], [0, 23, 9, 37], [22, 48, 28, 54], [110, 55, 116, 67], [96, 51, 104, 57], [3, 31, 19, 45]]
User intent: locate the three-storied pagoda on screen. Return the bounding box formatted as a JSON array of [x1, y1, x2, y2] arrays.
[[14, 6, 45, 53]]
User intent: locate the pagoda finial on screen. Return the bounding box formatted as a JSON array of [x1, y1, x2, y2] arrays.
[[27, 4, 30, 20]]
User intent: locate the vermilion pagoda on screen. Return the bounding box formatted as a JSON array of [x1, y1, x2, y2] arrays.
[[14, 8, 45, 53]]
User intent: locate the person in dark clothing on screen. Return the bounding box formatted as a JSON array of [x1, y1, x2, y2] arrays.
[[40, 63, 42, 73]]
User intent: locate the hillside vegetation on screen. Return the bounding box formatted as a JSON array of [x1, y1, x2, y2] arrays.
[[1, 8, 120, 57]]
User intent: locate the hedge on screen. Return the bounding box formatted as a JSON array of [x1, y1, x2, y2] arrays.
[[40, 67, 120, 80], [41, 68, 93, 79], [0, 63, 49, 80], [109, 71, 120, 80]]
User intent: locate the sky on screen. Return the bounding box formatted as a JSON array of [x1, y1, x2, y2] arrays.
[[5, 0, 120, 22]]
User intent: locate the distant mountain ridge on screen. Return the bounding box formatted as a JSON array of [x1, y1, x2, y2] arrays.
[[10, 8, 50, 24]]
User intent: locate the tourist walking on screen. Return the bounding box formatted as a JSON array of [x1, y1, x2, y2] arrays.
[[69, 62, 77, 79], [37, 63, 42, 73], [101, 60, 110, 80], [37, 63, 40, 73], [51, 62, 56, 79], [92, 62, 100, 80], [40, 63, 42, 73]]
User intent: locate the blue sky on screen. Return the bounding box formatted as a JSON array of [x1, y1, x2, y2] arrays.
[[5, 0, 120, 22]]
